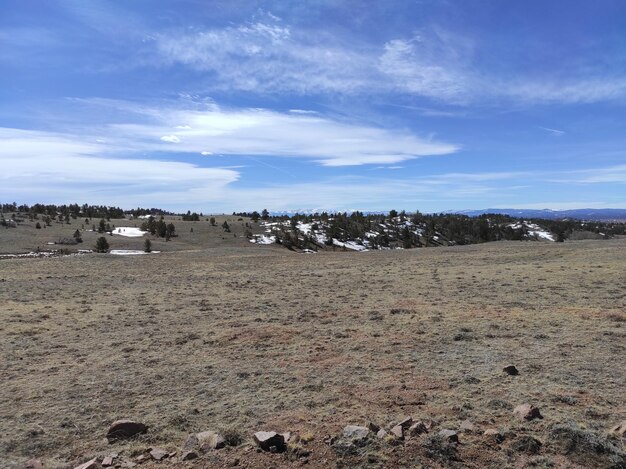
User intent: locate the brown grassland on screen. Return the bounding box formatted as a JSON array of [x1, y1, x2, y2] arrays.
[[1, 217, 625, 468]]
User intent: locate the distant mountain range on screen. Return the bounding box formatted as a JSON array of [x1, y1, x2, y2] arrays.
[[446, 208, 626, 221], [270, 208, 626, 221]]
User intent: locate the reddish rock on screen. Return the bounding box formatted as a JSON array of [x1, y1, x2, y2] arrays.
[[253, 431, 286, 452], [106, 419, 147, 442], [149, 448, 169, 461], [74, 458, 97, 469], [513, 404, 543, 421]]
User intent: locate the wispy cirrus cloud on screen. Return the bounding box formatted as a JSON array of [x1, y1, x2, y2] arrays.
[[149, 15, 626, 106]]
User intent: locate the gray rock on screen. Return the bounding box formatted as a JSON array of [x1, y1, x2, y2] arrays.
[[342, 425, 370, 442], [376, 429, 387, 439], [106, 419, 147, 442], [513, 404, 542, 421], [408, 421, 428, 436], [149, 448, 169, 461], [182, 451, 198, 461], [390, 425, 404, 440], [73, 458, 97, 469], [484, 429, 504, 443], [253, 431, 286, 452], [397, 417, 413, 430], [438, 429, 459, 443], [459, 419, 475, 433]]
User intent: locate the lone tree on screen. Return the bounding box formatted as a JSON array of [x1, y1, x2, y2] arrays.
[[73, 229, 82, 243], [222, 221, 231, 232], [144, 238, 152, 253], [95, 236, 110, 253]]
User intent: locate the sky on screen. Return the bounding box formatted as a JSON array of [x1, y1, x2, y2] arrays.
[[1, 0, 626, 213]]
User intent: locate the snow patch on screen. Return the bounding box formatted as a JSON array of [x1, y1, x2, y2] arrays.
[[112, 227, 146, 237], [250, 235, 276, 245], [110, 249, 160, 256]]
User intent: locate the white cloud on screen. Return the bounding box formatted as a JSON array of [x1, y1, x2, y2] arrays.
[[0, 128, 238, 207], [539, 126, 565, 136], [160, 135, 180, 143], [149, 18, 626, 105], [90, 100, 459, 166]]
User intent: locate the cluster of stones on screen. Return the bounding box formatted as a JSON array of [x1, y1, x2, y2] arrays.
[[18, 388, 626, 469]]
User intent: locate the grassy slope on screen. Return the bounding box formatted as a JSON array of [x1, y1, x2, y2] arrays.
[[1, 223, 625, 468]]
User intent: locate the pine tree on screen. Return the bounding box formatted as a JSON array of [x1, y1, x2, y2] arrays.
[[95, 236, 109, 253], [144, 238, 152, 253]]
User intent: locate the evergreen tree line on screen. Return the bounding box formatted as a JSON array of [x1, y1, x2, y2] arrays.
[[259, 210, 626, 251]]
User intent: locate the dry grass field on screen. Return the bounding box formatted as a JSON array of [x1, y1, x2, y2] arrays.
[[1, 221, 625, 468]]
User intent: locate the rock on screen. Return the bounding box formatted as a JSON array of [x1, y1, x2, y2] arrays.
[[389, 425, 404, 440], [513, 404, 543, 421], [367, 422, 380, 433], [135, 454, 148, 463], [459, 420, 475, 433], [438, 429, 459, 443], [408, 421, 428, 436], [281, 432, 292, 443], [184, 431, 225, 453], [102, 455, 114, 467], [376, 429, 387, 439], [181, 451, 198, 461], [150, 448, 169, 461], [197, 431, 226, 452], [253, 431, 286, 452], [106, 420, 148, 442], [342, 425, 370, 442], [74, 458, 97, 469], [397, 417, 413, 430], [21, 460, 44, 469], [610, 420, 626, 437], [484, 429, 504, 443], [503, 365, 519, 376]]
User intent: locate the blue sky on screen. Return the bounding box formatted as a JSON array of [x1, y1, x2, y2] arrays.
[[1, 0, 625, 213]]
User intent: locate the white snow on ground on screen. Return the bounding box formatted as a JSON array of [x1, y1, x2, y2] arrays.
[[111, 227, 146, 237], [250, 235, 276, 245], [0, 250, 92, 259], [332, 239, 368, 251], [508, 222, 555, 241], [110, 249, 161, 255]]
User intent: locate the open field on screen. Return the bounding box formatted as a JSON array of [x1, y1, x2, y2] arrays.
[[1, 233, 625, 468]]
